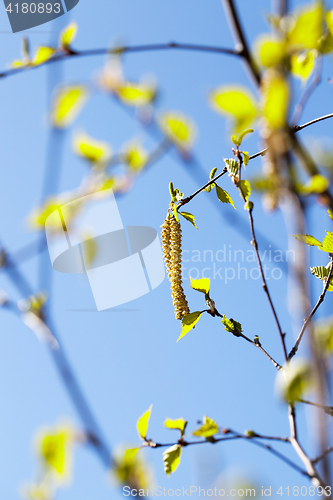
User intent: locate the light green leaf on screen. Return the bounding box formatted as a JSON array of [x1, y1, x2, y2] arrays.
[[304, 174, 329, 194], [291, 234, 322, 247], [205, 168, 217, 192], [179, 211, 198, 229], [243, 152, 250, 166], [224, 158, 239, 177], [173, 205, 179, 222], [33, 46, 56, 66], [123, 141, 148, 172], [263, 70, 289, 129], [59, 22, 78, 48], [192, 416, 219, 437], [210, 86, 258, 133], [73, 133, 112, 166], [231, 134, 239, 146], [137, 405, 152, 440], [221, 315, 242, 334], [326, 9, 333, 35], [290, 50, 315, 81], [158, 112, 196, 150], [310, 266, 329, 281], [238, 128, 254, 143], [163, 445, 181, 476], [51, 85, 89, 128], [318, 31, 333, 54], [287, 1, 323, 50], [276, 359, 313, 403], [116, 82, 156, 107], [257, 36, 286, 67], [321, 231, 333, 253], [239, 180, 251, 201], [124, 448, 140, 464], [190, 278, 210, 295], [216, 185, 236, 209], [328, 209, 333, 221], [164, 419, 188, 436], [39, 426, 72, 480], [178, 312, 203, 341]]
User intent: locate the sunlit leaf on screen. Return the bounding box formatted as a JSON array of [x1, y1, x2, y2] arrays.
[[10, 59, 27, 68], [59, 22, 78, 48], [221, 315, 242, 334], [137, 405, 152, 440], [190, 278, 210, 295], [321, 231, 333, 253], [73, 133, 112, 166], [164, 419, 188, 436], [262, 70, 289, 129], [116, 82, 156, 107], [290, 50, 315, 80], [33, 46, 56, 66], [310, 265, 329, 281], [123, 141, 148, 172], [276, 359, 313, 403], [238, 128, 254, 143], [51, 85, 89, 128], [216, 185, 236, 209], [178, 311, 203, 341], [124, 447, 140, 464], [179, 211, 198, 229], [318, 31, 333, 54], [224, 158, 239, 176], [257, 36, 286, 67], [314, 319, 333, 352], [243, 152, 249, 166], [192, 416, 219, 437], [291, 234, 322, 247], [210, 86, 258, 133], [38, 426, 72, 480], [158, 112, 196, 150], [303, 174, 329, 194], [163, 445, 181, 476], [239, 180, 251, 201], [328, 209, 333, 221], [287, 1, 323, 50], [113, 445, 151, 490]]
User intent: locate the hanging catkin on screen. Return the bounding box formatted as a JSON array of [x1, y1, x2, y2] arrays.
[[162, 215, 189, 320]]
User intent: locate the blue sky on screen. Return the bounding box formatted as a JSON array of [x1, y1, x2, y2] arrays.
[[1, 0, 333, 499]]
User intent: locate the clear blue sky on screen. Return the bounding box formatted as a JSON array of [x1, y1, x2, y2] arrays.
[[1, 0, 333, 498]]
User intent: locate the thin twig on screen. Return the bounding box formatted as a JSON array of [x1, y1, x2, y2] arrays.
[[288, 257, 333, 360], [291, 55, 323, 127], [313, 446, 333, 465], [221, 0, 261, 85], [0, 42, 240, 79], [177, 167, 228, 209], [294, 113, 333, 132], [298, 398, 333, 417]]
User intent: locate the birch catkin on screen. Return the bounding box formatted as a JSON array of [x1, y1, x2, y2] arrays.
[[162, 216, 189, 320]]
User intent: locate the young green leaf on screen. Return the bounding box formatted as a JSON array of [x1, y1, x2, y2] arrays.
[[205, 168, 218, 192], [221, 315, 242, 334], [178, 311, 203, 341], [164, 419, 188, 437], [210, 86, 258, 133], [238, 128, 254, 143], [304, 174, 329, 194], [59, 22, 78, 48], [179, 212, 198, 229], [224, 158, 239, 176], [290, 50, 315, 81], [291, 234, 322, 247], [123, 141, 148, 172], [256, 35, 287, 67], [190, 278, 210, 295], [163, 445, 181, 476], [239, 180, 251, 201], [73, 133, 112, 166], [216, 185, 236, 209], [287, 1, 323, 50], [321, 231, 333, 253], [137, 405, 152, 440], [263, 70, 289, 129], [276, 359, 313, 404], [242, 151, 250, 166], [310, 266, 329, 281], [33, 46, 56, 66], [124, 447, 140, 464], [192, 416, 219, 438], [116, 82, 156, 107], [39, 426, 72, 480], [231, 134, 239, 146], [158, 112, 196, 150], [328, 209, 333, 221], [173, 205, 179, 222], [51, 85, 89, 128]]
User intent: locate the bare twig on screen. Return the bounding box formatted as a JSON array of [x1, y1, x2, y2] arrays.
[[298, 398, 333, 417], [313, 446, 333, 465], [288, 257, 333, 360], [294, 113, 333, 132], [221, 0, 261, 85], [0, 42, 240, 79]]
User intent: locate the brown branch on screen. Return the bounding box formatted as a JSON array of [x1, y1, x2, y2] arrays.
[[298, 398, 333, 417], [313, 446, 333, 465], [0, 42, 240, 79], [288, 257, 333, 360], [221, 0, 261, 85]]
